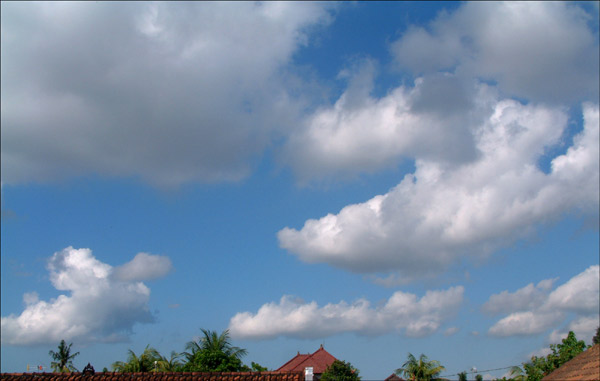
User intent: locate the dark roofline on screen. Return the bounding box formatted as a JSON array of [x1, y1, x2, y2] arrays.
[[0, 371, 305, 381]]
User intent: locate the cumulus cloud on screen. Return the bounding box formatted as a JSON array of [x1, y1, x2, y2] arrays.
[[1, 247, 171, 346], [278, 3, 598, 279], [279, 101, 599, 278], [283, 67, 485, 181], [228, 286, 463, 339], [488, 265, 599, 339], [481, 278, 557, 315], [113, 252, 172, 281], [0, 2, 333, 187], [391, 2, 599, 104]]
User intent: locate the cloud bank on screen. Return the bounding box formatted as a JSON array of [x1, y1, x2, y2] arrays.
[[487, 265, 599, 341], [391, 1, 599, 104], [1, 247, 172, 346], [1, 2, 332, 187], [279, 102, 599, 279], [229, 286, 463, 339], [278, 2, 598, 281]]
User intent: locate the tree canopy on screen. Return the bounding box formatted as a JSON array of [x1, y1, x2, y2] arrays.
[[395, 353, 445, 381], [320, 359, 361, 381], [111, 345, 162, 372], [183, 329, 248, 372], [513, 331, 587, 381], [49, 340, 80, 373]]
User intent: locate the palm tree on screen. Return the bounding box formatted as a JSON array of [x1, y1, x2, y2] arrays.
[[156, 351, 184, 372], [183, 329, 247, 371], [49, 340, 80, 373], [508, 365, 526, 381], [395, 353, 445, 381], [197, 329, 247, 359], [112, 345, 162, 372], [184, 329, 247, 361]]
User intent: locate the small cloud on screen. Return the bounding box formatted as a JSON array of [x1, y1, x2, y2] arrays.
[[444, 326, 459, 336], [22, 292, 39, 306], [113, 252, 173, 282]]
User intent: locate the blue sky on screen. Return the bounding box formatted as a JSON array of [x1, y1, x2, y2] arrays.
[[1, 2, 599, 380]]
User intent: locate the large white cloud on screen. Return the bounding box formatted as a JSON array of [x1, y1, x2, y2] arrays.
[[282, 2, 598, 183], [1, 247, 171, 346], [283, 67, 486, 182], [228, 286, 463, 339], [488, 265, 599, 339], [391, 2, 599, 104], [277, 3, 598, 280], [279, 102, 599, 278], [0, 2, 333, 187]]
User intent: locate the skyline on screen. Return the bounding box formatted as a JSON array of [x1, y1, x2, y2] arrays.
[[1, 2, 599, 379]]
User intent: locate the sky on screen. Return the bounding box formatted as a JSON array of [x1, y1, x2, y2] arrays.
[[1, 1, 599, 380]]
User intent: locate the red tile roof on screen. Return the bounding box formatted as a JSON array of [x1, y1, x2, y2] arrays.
[[542, 344, 600, 381], [276, 346, 337, 375], [0, 372, 304, 381], [384, 374, 405, 381]]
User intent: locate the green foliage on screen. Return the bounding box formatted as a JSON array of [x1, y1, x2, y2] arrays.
[[395, 353, 445, 381], [593, 326, 600, 345], [49, 340, 80, 373], [508, 365, 526, 381], [182, 329, 248, 372], [474, 374, 483, 381], [458, 371, 467, 381], [250, 362, 269, 372], [521, 331, 586, 381], [320, 359, 361, 381], [111, 345, 162, 372], [156, 351, 184, 372]]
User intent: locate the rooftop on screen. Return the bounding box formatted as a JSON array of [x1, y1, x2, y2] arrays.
[[276, 346, 337, 374], [542, 344, 600, 381]]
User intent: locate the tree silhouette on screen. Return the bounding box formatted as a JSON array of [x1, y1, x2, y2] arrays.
[[49, 340, 80, 373]]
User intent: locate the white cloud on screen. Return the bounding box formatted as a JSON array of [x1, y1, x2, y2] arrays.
[[488, 265, 599, 338], [283, 69, 485, 182], [548, 316, 600, 344], [444, 326, 459, 337], [488, 311, 564, 337], [228, 286, 463, 340], [1, 247, 171, 346], [0, 2, 333, 187], [481, 278, 557, 315], [279, 101, 599, 278], [113, 252, 172, 282], [391, 2, 599, 104]]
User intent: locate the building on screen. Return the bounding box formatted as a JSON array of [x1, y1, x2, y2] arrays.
[[276, 345, 337, 380], [542, 344, 600, 381], [0, 372, 304, 381], [384, 374, 405, 381]]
